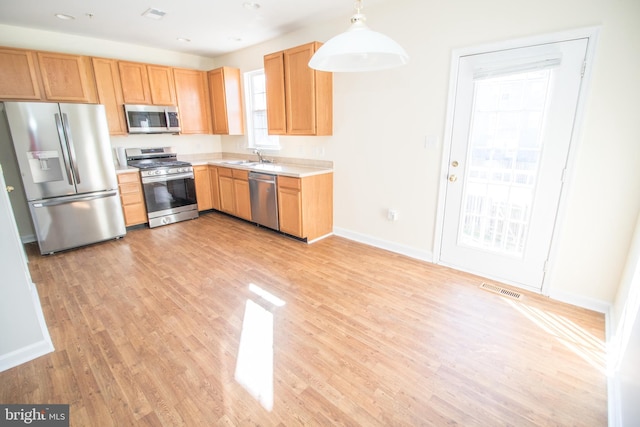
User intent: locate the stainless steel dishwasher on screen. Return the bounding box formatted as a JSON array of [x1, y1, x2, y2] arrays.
[[249, 171, 279, 230]]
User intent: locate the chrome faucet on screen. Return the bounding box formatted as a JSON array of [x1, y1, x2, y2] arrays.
[[253, 149, 265, 163], [253, 149, 272, 163]]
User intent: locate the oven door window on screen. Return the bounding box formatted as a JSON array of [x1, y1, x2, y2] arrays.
[[143, 177, 197, 213]]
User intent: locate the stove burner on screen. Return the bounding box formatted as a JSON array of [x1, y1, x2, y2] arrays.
[[129, 159, 192, 169]]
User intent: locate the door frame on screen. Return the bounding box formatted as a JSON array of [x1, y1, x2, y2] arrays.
[[433, 26, 600, 295]]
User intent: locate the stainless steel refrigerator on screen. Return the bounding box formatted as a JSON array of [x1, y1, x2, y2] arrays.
[[1, 102, 126, 254]]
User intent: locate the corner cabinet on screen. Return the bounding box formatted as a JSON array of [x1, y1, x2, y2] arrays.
[[264, 42, 333, 136], [208, 67, 244, 135], [173, 68, 211, 134], [277, 173, 333, 241]]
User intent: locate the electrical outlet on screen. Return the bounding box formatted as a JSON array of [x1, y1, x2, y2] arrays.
[[387, 209, 398, 221]]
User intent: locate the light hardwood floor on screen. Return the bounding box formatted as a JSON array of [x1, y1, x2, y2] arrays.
[[1, 211, 608, 425]]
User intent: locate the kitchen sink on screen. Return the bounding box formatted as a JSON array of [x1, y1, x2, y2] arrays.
[[223, 160, 259, 166]]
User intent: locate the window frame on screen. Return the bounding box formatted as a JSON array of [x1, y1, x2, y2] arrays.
[[244, 68, 280, 150]]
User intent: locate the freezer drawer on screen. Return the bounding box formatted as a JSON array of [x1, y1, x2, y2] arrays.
[[29, 190, 126, 254]]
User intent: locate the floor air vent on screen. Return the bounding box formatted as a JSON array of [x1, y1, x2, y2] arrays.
[[480, 282, 523, 300]]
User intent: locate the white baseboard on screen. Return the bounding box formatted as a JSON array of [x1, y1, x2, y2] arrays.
[[333, 227, 433, 262], [0, 282, 54, 373], [0, 339, 54, 373], [21, 234, 36, 244], [548, 289, 611, 314]]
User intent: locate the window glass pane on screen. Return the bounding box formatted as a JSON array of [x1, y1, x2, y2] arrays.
[[244, 69, 279, 149], [459, 69, 551, 257]]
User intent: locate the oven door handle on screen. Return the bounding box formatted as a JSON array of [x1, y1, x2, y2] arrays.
[[142, 172, 194, 183]]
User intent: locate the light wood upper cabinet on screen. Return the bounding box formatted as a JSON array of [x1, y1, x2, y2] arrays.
[[147, 65, 176, 105], [173, 68, 211, 134], [92, 57, 127, 135], [208, 67, 244, 135], [194, 165, 213, 211], [37, 52, 97, 103], [0, 47, 42, 100], [264, 42, 332, 136], [118, 61, 152, 104], [264, 51, 287, 135]]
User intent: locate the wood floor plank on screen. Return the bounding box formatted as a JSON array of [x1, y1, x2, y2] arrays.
[[0, 211, 607, 425]]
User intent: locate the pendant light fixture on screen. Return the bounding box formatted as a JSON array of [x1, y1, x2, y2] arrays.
[[308, 0, 409, 72]]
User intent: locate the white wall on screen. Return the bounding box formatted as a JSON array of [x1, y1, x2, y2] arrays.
[[214, 0, 640, 309], [0, 164, 53, 371], [610, 212, 640, 425], [1, 0, 639, 309]]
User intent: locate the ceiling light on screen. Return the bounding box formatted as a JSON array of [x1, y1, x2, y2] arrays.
[[54, 13, 76, 20], [176, 37, 191, 43], [243, 2, 261, 10], [142, 8, 166, 20], [308, 0, 409, 72]]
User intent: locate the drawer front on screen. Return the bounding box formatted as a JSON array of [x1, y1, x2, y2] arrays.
[[218, 167, 233, 178], [232, 169, 249, 180], [121, 192, 143, 205], [117, 172, 140, 184], [118, 182, 140, 194], [278, 175, 301, 190]]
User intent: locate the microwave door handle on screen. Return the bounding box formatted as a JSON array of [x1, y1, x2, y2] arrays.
[[55, 113, 75, 185], [165, 110, 170, 130], [61, 113, 81, 184]]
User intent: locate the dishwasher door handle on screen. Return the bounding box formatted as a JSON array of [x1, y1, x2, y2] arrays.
[[250, 177, 277, 184]]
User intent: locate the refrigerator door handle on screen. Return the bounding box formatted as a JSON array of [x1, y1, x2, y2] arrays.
[[32, 191, 119, 208], [54, 113, 75, 186], [61, 113, 81, 184]]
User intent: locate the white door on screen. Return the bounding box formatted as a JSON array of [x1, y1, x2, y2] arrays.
[[439, 38, 589, 291]]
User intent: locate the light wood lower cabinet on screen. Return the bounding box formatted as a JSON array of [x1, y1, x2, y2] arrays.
[[277, 173, 333, 241], [209, 166, 221, 210], [233, 169, 251, 221], [117, 172, 147, 226], [218, 167, 251, 220], [193, 165, 213, 211], [206, 165, 333, 242]]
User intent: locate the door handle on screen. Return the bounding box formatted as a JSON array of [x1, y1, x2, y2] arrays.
[[6, 185, 14, 193], [448, 175, 458, 182]]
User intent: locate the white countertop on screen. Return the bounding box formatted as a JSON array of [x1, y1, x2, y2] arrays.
[[196, 158, 333, 178], [115, 155, 333, 178]]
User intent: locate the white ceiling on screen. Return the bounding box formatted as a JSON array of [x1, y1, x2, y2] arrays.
[[0, 0, 388, 58]]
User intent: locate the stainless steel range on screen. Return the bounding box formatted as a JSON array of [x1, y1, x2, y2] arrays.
[[126, 147, 198, 228]]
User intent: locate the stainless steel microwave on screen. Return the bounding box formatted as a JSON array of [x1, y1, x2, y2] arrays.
[[124, 104, 181, 134]]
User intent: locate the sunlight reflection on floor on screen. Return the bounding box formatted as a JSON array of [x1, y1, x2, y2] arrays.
[[505, 298, 607, 374], [234, 284, 286, 411]]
